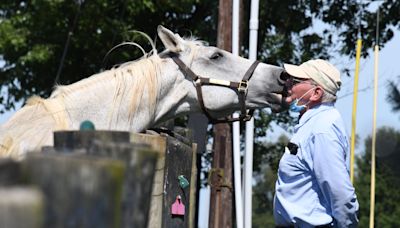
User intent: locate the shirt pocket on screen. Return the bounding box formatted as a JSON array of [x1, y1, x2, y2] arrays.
[[278, 145, 308, 181]]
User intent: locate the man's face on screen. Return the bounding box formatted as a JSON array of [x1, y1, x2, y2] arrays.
[[285, 76, 316, 105]]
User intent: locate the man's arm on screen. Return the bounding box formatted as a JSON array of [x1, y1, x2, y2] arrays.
[[312, 133, 359, 228]]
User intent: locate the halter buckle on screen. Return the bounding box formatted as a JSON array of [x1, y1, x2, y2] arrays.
[[195, 78, 201, 85], [238, 80, 248, 93]]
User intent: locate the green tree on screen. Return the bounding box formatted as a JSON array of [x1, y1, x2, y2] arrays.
[[0, 0, 218, 112], [252, 134, 288, 228], [387, 76, 400, 113], [1, 1, 400, 114], [354, 127, 400, 227]]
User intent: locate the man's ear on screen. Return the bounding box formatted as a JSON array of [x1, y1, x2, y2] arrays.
[[310, 87, 324, 102]]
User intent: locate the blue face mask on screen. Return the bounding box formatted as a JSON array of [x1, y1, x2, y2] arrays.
[[289, 99, 307, 112], [289, 88, 316, 113]]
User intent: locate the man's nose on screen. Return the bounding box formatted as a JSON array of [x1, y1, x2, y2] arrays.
[[285, 96, 293, 104], [285, 90, 297, 104]]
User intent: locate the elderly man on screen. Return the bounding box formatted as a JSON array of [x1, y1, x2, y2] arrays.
[[274, 59, 359, 228]]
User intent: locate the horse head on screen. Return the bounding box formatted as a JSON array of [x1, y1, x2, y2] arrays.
[[156, 25, 287, 123]]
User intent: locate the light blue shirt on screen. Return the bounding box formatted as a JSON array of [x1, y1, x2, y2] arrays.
[[274, 103, 359, 228]]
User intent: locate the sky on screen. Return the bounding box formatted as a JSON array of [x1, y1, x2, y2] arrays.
[[335, 32, 400, 153]]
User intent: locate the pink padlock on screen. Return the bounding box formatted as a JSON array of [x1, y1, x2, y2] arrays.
[[171, 195, 185, 216]]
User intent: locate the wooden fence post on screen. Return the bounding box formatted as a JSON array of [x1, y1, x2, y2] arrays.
[[24, 153, 126, 228], [0, 159, 22, 186], [0, 187, 44, 228], [209, 0, 234, 227], [53, 130, 158, 228], [131, 133, 167, 228], [0, 129, 196, 227], [132, 130, 197, 228]]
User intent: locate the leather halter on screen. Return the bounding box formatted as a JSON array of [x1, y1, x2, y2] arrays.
[[170, 53, 260, 124]]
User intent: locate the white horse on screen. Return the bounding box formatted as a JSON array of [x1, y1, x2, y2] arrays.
[[0, 26, 286, 159]]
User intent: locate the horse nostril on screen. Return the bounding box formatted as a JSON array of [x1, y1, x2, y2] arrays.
[[278, 71, 290, 87], [279, 71, 290, 81]]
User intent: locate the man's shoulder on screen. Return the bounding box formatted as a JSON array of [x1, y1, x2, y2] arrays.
[[310, 107, 346, 134], [315, 106, 341, 122]]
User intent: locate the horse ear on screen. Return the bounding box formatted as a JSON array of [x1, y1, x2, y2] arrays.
[[157, 25, 185, 53]]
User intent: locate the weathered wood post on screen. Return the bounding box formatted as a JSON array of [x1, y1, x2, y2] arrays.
[[0, 187, 44, 228], [0, 159, 45, 228], [209, 0, 234, 227], [53, 130, 130, 153], [0, 159, 23, 186], [131, 133, 167, 228], [132, 129, 197, 228], [23, 152, 126, 228], [52, 130, 158, 228], [0, 127, 196, 227], [188, 113, 208, 226]]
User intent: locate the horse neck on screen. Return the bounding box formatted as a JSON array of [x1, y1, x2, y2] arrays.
[[55, 57, 162, 132], [151, 58, 198, 126], [151, 47, 207, 125]]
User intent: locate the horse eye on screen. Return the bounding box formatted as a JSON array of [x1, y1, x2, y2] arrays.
[[210, 52, 223, 60]]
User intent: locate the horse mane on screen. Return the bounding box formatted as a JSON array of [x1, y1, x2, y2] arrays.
[[47, 33, 206, 124], [48, 30, 167, 123], [7, 31, 207, 130], [0, 56, 164, 159], [52, 56, 163, 125]]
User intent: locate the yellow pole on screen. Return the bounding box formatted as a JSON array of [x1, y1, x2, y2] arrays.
[[350, 38, 362, 183], [369, 6, 380, 227], [369, 44, 379, 228]]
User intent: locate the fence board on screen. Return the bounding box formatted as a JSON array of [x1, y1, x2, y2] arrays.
[[131, 133, 167, 228]]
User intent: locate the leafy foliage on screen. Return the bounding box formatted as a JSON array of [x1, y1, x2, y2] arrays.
[[1, 1, 400, 113], [354, 127, 400, 227], [387, 77, 400, 113], [253, 109, 293, 172], [0, 0, 218, 112], [252, 134, 288, 228]]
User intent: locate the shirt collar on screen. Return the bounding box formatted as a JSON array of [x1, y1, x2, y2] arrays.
[[295, 103, 335, 131]]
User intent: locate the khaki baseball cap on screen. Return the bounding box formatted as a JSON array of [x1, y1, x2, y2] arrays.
[[284, 59, 341, 95]]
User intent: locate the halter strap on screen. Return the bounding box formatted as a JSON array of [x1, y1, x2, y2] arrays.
[[170, 54, 260, 123]]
